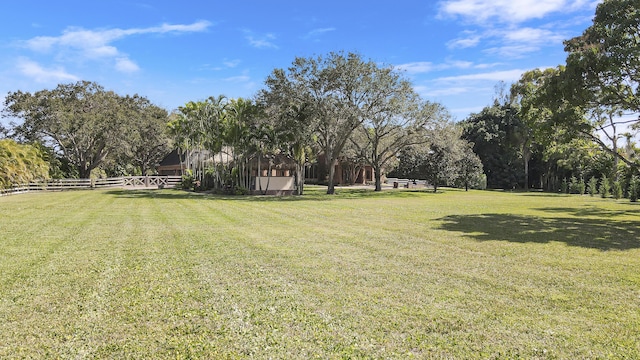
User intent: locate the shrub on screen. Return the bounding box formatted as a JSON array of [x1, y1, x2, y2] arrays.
[[629, 176, 639, 202], [599, 177, 610, 198], [569, 176, 585, 194], [612, 181, 623, 200], [181, 169, 195, 190], [234, 186, 250, 195], [588, 176, 598, 197], [561, 178, 569, 194]]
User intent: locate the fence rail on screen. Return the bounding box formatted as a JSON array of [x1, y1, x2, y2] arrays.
[[0, 176, 182, 196]]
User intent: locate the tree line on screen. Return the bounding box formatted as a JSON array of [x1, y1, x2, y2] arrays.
[[1, 52, 482, 194], [460, 0, 640, 199]]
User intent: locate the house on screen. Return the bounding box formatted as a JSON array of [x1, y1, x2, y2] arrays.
[[157, 149, 183, 176], [157, 149, 376, 194], [305, 154, 375, 186], [156, 149, 297, 195]]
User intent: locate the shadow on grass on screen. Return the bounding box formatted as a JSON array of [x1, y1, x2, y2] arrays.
[[105, 187, 434, 202], [437, 213, 640, 251], [534, 205, 640, 218]]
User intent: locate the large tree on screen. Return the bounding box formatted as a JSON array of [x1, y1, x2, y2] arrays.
[[174, 96, 229, 186], [259, 74, 316, 195], [564, 0, 640, 117], [263, 51, 412, 194], [122, 95, 171, 176], [548, 0, 640, 172], [3, 81, 162, 178], [353, 93, 447, 191], [511, 68, 565, 189], [393, 122, 480, 192], [454, 140, 484, 191], [461, 103, 525, 189]]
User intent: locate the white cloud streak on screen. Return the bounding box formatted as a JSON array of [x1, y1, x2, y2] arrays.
[[115, 57, 140, 73], [22, 20, 212, 73], [396, 60, 493, 74], [435, 69, 527, 82], [304, 27, 336, 39], [16, 57, 79, 83], [447, 35, 481, 49], [439, 0, 596, 24], [245, 32, 279, 49]]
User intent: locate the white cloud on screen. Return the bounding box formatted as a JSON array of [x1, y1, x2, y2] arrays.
[[396, 60, 489, 74], [245, 32, 278, 49], [481, 27, 568, 57], [223, 59, 241, 68], [223, 75, 251, 82], [115, 57, 140, 73], [396, 62, 435, 74], [503, 27, 565, 43], [22, 20, 212, 72], [25, 20, 212, 53], [446, 24, 570, 58], [439, 0, 596, 24], [16, 58, 79, 83], [304, 27, 336, 39], [484, 45, 541, 58], [423, 87, 472, 97], [435, 69, 527, 82], [447, 35, 482, 49]]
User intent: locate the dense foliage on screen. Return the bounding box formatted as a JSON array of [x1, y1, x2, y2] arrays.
[[3, 81, 171, 179], [393, 123, 484, 192], [0, 139, 49, 188], [261, 52, 438, 194]]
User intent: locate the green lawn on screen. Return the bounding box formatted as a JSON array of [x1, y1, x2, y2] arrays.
[[1, 187, 639, 358]]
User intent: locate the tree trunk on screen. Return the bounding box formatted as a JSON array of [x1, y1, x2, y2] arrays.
[[613, 138, 619, 181], [262, 163, 272, 195], [258, 156, 262, 194], [524, 154, 529, 190], [295, 162, 304, 195], [374, 165, 382, 191], [327, 157, 337, 194]]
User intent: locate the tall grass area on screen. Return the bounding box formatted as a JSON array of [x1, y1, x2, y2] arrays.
[[1, 188, 639, 358]]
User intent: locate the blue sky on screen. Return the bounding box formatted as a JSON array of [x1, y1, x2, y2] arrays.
[[0, 0, 601, 124]]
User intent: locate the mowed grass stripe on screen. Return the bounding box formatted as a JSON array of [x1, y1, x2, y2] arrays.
[[1, 191, 126, 357], [1, 188, 639, 357]]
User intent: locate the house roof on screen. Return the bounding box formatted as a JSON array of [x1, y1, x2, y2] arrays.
[[158, 149, 181, 167]]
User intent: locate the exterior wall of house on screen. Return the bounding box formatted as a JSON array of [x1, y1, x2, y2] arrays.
[[157, 164, 183, 176], [253, 176, 295, 195]]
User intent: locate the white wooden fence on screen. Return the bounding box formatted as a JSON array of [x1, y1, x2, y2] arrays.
[[0, 176, 182, 196]]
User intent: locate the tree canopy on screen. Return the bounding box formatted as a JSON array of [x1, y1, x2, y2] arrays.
[[3, 81, 170, 178], [2, 52, 483, 194], [261, 52, 433, 194]]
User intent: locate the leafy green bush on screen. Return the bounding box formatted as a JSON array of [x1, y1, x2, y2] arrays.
[[561, 178, 569, 194], [599, 177, 610, 198], [612, 181, 622, 200], [0, 139, 50, 188], [569, 176, 585, 194], [588, 176, 598, 197], [629, 176, 639, 202], [234, 186, 250, 195], [181, 169, 195, 190]]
